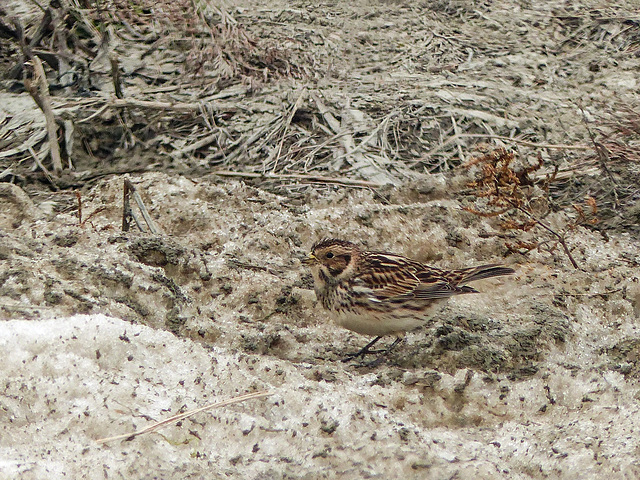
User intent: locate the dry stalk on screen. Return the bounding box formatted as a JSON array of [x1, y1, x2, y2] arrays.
[[96, 390, 272, 444], [23, 54, 63, 173], [27, 145, 57, 188], [110, 54, 124, 99], [122, 179, 160, 234], [75, 190, 107, 228], [581, 109, 619, 207], [75, 190, 82, 225], [211, 170, 384, 188]]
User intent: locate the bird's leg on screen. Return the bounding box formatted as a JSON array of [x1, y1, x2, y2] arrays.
[[361, 336, 403, 368], [341, 336, 383, 362]]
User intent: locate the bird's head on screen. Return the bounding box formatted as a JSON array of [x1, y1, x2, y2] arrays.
[[303, 238, 360, 283]]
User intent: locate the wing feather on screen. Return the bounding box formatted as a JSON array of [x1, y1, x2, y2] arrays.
[[359, 252, 463, 301]]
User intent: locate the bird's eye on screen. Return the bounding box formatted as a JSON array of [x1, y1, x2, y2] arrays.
[[326, 252, 334, 259]]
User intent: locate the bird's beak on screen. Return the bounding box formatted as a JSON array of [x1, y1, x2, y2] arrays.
[[302, 253, 317, 265]]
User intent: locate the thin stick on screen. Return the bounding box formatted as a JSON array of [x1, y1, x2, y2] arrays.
[[75, 191, 82, 225], [130, 186, 160, 234], [173, 132, 220, 158], [27, 56, 63, 173], [122, 179, 132, 232], [451, 115, 465, 163], [96, 391, 272, 444], [110, 97, 237, 114], [456, 134, 591, 150], [272, 88, 306, 173], [110, 54, 124, 99], [27, 145, 57, 188], [76, 104, 109, 124], [211, 170, 384, 188], [580, 109, 619, 207], [555, 288, 622, 298], [419, 133, 590, 167], [505, 198, 579, 270], [122, 180, 147, 232], [123, 179, 160, 234]]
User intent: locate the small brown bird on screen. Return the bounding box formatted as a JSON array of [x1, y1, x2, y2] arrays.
[[303, 238, 515, 361]]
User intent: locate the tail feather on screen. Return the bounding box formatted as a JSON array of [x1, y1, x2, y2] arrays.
[[458, 264, 515, 284]]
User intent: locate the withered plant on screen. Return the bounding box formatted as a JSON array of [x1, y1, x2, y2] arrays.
[[463, 148, 598, 269]]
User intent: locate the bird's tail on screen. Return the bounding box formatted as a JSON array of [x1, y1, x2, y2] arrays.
[[456, 264, 515, 284]]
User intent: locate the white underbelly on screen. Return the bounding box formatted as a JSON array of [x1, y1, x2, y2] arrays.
[[333, 309, 431, 337]]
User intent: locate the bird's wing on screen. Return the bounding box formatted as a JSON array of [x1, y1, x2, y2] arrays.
[[356, 253, 421, 299], [357, 253, 513, 302], [412, 266, 476, 299], [358, 252, 466, 300]]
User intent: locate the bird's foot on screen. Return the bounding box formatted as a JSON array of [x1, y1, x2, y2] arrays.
[[341, 336, 383, 362], [343, 337, 403, 367]]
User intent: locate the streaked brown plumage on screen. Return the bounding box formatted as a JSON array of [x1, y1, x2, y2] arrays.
[[303, 238, 515, 359]]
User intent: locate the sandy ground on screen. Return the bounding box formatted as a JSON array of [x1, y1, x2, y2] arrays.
[[1, 0, 640, 478]]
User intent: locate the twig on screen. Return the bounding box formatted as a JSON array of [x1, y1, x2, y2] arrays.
[[226, 258, 282, 276], [0, 303, 54, 311], [75, 190, 82, 225], [110, 97, 237, 114], [555, 288, 622, 298], [580, 109, 619, 207], [423, 134, 590, 162], [76, 104, 109, 124], [505, 197, 579, 270], [457, 134, 591, 150], [172, 132, 221, 159], [24, 54, 63, 173], [110, 54, 124, 99], [272, 88, 306, 173], [27, 145, 57, 189], [451, 115, 465, 163], [122, 179, 161, 233], [211, 170, 384, 188], [96, 391, 272, 444]]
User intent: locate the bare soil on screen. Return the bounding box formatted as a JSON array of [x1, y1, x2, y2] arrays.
[[1, 0, 640, 478]]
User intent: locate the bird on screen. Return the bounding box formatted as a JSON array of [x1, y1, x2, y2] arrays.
[[302, 238, 515, 363]]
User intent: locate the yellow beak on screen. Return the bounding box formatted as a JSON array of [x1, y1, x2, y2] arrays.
[[302, 253, 317, 265]]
